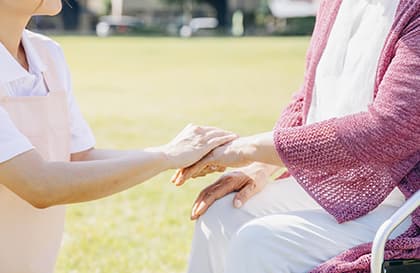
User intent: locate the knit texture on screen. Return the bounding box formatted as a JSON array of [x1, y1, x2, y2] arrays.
[[273, 0, 420, 272]]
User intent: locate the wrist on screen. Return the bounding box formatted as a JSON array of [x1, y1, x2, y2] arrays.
[[144, 146, 173, 170], [247, 131, 278, 165], [241, 135, 259, 162], [226, 136, 255, 166]]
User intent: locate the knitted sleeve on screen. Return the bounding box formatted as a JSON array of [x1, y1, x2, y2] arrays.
[[273, 15, 420, 223], [274, 86, 305, 129]]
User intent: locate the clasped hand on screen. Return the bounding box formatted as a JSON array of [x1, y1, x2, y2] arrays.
[[168, 128, 281, 220], [171, 135, 255, 186]]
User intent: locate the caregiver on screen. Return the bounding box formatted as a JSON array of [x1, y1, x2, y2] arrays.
[[0, 1, 237, 273], [174, 0, 420, 272]]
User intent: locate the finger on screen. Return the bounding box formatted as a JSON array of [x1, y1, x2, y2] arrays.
[[193, 185, 236, 219], [170, 169, 183, 183], [204, 129, 236, 141], [191, 183, 217, 219], [175, 159, 210, 186], [207, 134, 237, 147], [192, 183, 235, 219], [191, 176, 236, 220], [199, 125, 227, 132], [233, 181, 257, 208]]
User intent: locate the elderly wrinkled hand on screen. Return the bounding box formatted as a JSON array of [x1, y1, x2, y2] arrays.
[[189, 163, 273, 220]]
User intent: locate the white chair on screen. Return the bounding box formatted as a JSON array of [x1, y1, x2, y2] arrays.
[[371, 190, 420, 273]]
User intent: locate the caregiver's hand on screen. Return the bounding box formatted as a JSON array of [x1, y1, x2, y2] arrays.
[[172, 131, 283, 186], [157, 124, 238, 170], [190, 163, 278, 220], [172, 136, 253, 185]]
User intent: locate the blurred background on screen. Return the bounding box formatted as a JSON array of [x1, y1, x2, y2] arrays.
[[29, 0, 320, 37], [29, 1, 318, 273]]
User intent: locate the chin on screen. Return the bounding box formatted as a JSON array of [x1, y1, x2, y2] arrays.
[[35, 1, 63, 16]]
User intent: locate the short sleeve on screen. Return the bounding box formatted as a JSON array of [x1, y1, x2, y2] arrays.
[[66, 92, 96, 153], [0, 106, 34, 163], [59, 49, 96, 154]]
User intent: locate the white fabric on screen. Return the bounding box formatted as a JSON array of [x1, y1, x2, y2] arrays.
[[188, 179, 409, 273], [188, 1, 403, 272], [306, 0, 400, 124], [0, 30, 95, 163]]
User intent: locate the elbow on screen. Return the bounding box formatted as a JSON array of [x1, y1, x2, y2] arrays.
[[31, 201, 51, 210], [30, 195, 55, 209], [3, 150, 68, 209], [19, 173, 63, 209], [25, 186, 57, 209]]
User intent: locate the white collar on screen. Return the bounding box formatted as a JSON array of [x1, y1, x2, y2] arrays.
[[0, 30, 47, 84]]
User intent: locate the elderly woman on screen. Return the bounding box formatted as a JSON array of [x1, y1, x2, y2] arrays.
[[0, 1, 237, 272], [174, 0, 420, 272]]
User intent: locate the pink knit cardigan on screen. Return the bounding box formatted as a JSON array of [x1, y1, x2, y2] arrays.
[[273, 0, 420, 272]]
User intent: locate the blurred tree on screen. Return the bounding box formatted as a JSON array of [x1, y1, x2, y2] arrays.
[[103, 0, 112, 14]]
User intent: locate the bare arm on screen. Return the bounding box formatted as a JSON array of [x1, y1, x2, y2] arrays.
[[241, 131, 283, 166], [0, 125, 237, 209], [71, 148, 145, 162], [1, 148, 168, 208]]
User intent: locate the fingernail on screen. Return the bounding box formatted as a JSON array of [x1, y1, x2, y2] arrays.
[[191, 209, 198, 219], [234, 199, 242, 208], [196, 201, 205, 214]]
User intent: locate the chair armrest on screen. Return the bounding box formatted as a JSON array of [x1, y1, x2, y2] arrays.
[[371, 190, 420, 273]]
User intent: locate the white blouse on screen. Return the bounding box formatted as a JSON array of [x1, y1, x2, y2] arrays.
[[306, 0, 400, 124], [0, 30, 95, 163], [306, 0, 404, 204]]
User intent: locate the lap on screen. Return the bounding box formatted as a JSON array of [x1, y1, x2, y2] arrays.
[[192, 176, 410, 273], [224, 205, 410, 273]]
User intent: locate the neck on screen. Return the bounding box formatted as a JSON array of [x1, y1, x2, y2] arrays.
[[0, 11, 30, 58]]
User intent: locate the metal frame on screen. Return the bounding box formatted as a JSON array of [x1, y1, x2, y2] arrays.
[[371, 190, 420, 273]]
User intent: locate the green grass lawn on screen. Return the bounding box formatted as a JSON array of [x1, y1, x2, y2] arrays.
[[53, 36, 310, 273]]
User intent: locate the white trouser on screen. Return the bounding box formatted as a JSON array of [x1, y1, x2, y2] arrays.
[[187, 177, 410, 273]]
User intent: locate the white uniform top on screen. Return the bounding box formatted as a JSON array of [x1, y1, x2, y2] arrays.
[[306, 0, 400, 124], [0, 30, 95, 163]]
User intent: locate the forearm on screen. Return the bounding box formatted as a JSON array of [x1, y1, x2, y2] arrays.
[[3, 149, 170, 208], [71, 148, 146, 161], [48, 150, 169, 205], [241, 131, 284, 167]]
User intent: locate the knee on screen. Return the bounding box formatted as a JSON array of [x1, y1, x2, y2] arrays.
[[228, 220, 273, 259], [224, 220, 275, 272]]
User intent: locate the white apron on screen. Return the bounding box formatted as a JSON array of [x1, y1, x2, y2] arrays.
[[0, 73, 71, 273]]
